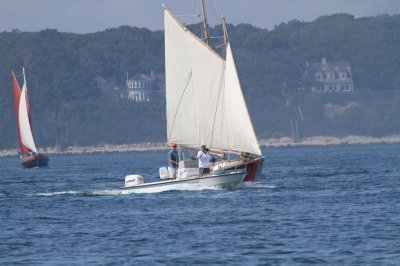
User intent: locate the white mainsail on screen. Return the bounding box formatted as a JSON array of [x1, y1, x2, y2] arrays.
[[164, 7, 261, 156], [18, 73, 37, 153]]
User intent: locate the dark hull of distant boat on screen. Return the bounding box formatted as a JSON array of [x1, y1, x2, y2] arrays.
[[21, 153, 49, 168]]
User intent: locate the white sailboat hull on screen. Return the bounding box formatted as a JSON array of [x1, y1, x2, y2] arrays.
[[120, 170, 246, 194]]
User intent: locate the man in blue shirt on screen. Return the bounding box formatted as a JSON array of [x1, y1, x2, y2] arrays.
[[168, 143, 179, 178]]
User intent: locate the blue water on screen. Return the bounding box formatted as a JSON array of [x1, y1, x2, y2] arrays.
[[1, 145, 400, 265]]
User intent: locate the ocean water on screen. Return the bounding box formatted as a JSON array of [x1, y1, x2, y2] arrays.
[[1, 144, 399, 265]]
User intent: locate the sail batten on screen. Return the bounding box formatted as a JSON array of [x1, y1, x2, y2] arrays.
[[164, 7, 261, 156]]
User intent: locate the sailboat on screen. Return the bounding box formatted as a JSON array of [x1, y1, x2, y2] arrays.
[[12, 68, 49, 168], [164, 1, 264, 181], [121, 3, 253, 193]]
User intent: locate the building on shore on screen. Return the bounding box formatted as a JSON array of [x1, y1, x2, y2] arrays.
[[91, 71, 166, 102], [124, 71, 165, 102], [296, 58, 354, 93]]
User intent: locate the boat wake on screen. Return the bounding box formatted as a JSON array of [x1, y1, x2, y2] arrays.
[[36, 190, 81, 196], [242, 182, 277, 189], [120, 183, 223, 194], [36, 189, 122, 197], [35, 185, 222, 196]]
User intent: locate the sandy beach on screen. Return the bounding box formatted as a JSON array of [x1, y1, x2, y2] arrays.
[[1, 135, 399, 158]]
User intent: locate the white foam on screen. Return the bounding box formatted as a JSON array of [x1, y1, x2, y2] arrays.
[[242, 182, 277, 189], [36, 189, 122, 196], [120, 183, 223, 194], [90, 189, 122, 195], [36, 190, 81, 196]]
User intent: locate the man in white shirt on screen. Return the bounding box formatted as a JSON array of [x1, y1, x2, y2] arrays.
[[197, 145, 211, 176]]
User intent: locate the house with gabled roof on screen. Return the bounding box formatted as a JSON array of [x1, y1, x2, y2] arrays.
[[299, 58, 354, 93], [125, 71, 165, 102]]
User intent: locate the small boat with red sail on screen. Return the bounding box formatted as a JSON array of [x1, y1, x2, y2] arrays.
[[12, 68, 49, 168]]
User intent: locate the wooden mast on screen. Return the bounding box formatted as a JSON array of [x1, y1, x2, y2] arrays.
[[221, 14, 230, 58], [221, 14, 229, 46], [200, 0, 209, 45]]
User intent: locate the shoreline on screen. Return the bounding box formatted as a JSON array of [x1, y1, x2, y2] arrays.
[[1, 135, 399, 158], [258, 135, 400, 147]]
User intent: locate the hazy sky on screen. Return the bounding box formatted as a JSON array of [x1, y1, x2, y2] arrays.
[[1, 0, 400, 33]]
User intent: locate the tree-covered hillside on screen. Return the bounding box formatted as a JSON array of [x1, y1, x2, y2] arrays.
[[0, 13, 399, 149]]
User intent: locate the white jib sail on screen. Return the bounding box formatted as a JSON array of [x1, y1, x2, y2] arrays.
[[18, 82, 37, 153], [164, 7, 261, 156], [221, 43, 261, 156]]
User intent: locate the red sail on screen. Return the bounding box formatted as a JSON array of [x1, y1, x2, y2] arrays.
[[12, 72, 30, 154]]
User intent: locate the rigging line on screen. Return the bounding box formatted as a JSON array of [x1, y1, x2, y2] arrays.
[[175, 14, 201, 17], [210, 64, 225, 149], [208, 35, 225, 39], [168, 71, 193, 139], [214, 43, 226, 49], [207, 0, 221, 27], [190, 0, 199, 25]]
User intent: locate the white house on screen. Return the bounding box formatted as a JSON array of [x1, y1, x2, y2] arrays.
[[308, 58, 354, 93], [125, 71, 165, 102]]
